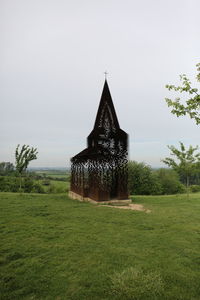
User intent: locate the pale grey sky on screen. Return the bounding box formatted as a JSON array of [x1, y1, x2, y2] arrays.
[[0, 0, 199, 167]]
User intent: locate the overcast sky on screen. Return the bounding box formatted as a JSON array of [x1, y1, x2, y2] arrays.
[[0, 0, 200, 168]]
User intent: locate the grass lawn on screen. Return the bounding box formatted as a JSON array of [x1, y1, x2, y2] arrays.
[[0, 192, 200, 299]]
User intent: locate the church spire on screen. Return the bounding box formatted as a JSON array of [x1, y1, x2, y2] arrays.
[[93, 80, 120, 130]]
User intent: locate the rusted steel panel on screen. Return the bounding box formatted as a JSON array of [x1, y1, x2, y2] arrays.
[[70, 80, 129, 202]]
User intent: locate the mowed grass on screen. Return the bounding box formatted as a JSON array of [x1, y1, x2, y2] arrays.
[[0, 192, 200, 300]]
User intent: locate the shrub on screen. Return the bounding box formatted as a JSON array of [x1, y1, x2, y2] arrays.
[[0, 162, 15, 176], [42, 179, 50, 186], [128, 161, 162, 195], [0, 176, 45, 193], [110, 267, 164, 300], [0, 176, 20, 192], [23, 177, 34, 193], [0, 176, 9, 192], [32, 182, 45, 193], [47, 183, 66, 194], [154, 169, 186, 195], [128, 161, 186, 195], [149, 173, 163, 195], [189, 185, 200, 193]]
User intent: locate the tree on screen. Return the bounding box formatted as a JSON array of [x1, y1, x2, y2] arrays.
[[0, 162, 15, 175], [165, 63, 200, 125], [128, 161, 162, 195], [15, 144, 38, 191], [153, 168, 185, 195], [162, 142, 200, 191]]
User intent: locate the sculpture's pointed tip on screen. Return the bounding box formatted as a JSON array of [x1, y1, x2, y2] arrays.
[[102, 77, 110, 96], [104, 71, 108, 81]]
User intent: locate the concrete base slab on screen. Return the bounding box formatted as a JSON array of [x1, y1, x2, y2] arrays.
[[68, 190, 131, 205]]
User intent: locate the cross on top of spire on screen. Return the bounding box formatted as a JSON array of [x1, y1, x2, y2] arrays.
[[104, 71, 108, 79]]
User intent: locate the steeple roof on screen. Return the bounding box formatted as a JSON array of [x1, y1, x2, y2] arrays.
[[93, 80, 120, 130], [72, 79, 128, 162]]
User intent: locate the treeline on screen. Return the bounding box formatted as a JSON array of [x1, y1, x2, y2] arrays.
[[1, 160, 200, 195], [128, 161, 200, 195], [0, 162, 15, 176], [0, 175, 69, 194], [0, 162, 69, 194], [0, 176, 44, 193]]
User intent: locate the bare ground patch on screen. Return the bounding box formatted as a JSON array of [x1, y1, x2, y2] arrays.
[[99, 203, 151, 213]]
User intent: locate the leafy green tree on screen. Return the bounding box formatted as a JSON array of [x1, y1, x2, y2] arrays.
[[165, 63, 200, 125], [162, 142, 200, 191], [15, 144, 38, 191], [154, 168, 185, 195], [128, 161, 162, 195]]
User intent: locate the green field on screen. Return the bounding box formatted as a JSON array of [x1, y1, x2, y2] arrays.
[[34, 170, 69, 181], [1, 192, 200, 299], [44, 174, 67, 179], [39, 179, 70, 193]]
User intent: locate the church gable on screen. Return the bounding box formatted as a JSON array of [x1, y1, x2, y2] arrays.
[[70, 79, 129, 202]]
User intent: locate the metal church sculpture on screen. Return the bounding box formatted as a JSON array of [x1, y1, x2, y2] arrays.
[[70, 80, 128, 202]]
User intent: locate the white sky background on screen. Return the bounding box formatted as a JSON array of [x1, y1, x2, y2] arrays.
[[0, 0, 199, 168]]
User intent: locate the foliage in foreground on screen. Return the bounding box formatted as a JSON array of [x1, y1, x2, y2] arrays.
[[165, 62, 200, 124], [162, 142, 200, 188]]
